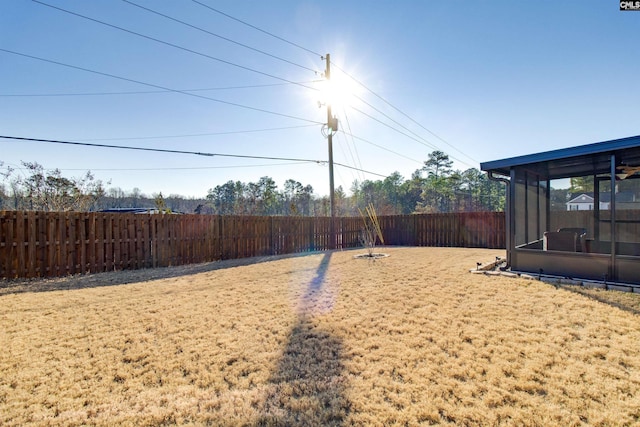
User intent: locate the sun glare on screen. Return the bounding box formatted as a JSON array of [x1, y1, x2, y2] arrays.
[[317, 72, 363, 111]]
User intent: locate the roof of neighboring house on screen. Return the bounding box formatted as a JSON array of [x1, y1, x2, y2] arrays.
[[566, 192, 636, 204], [481, 135, 640, 176], [567, 194, 594, 204]]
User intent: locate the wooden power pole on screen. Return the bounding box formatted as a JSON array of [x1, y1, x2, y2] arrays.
[[325, 53, 336, 248]]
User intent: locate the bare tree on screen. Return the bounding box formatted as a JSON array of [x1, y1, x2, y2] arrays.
[[0, 162, 106, 211]]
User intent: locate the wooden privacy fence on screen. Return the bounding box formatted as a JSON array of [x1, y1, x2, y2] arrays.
[[379, 212, 505, 249], [0, 211, 505, 279]]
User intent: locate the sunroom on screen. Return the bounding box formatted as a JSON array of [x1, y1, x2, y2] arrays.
[[481, 135, 640, 286]]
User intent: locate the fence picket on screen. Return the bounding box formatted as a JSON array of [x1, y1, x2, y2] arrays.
[[27, 211, 36, 277]]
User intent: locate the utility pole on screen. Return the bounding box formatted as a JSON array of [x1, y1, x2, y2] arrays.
[[325, 53, 336, 248]]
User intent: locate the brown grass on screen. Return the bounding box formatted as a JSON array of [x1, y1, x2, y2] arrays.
[[562, 285, 640, 315], [1, 247, 640, 426]]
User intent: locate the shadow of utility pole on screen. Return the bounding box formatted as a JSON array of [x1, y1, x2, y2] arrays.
[[256, 252, 350, 426]]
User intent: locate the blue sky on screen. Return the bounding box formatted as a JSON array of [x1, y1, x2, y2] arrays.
[[1, 0, 639, 198]]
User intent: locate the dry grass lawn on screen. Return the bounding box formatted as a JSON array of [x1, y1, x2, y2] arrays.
[[1, 247, 640, 426]]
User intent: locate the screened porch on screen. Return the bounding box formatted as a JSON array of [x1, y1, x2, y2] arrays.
[[481, 135, 640, 285]]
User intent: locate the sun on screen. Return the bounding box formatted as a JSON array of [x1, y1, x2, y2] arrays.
[[317, 71, 363, 111]]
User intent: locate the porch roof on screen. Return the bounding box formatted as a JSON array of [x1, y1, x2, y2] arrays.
[[480, 135, 640, 176]]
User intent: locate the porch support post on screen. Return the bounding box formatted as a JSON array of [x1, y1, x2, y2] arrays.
[[610, 154, 617, 282]]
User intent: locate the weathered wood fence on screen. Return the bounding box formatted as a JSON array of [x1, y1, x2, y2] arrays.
[[379, 212, 505, 248], [0, 211, 505, 279]]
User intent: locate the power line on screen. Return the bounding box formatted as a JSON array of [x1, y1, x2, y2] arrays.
[[0, 81, 322, 97], [336, 109, 366, 184], [348, 104, 477, 169], [348, 91, 476, 170], [333, 162, 387, 179], [191, 0, 323, 57], [335, 129, 361, 186], [66, 162, 386, 179], [1, 135, 389, 179], [21, 3, 414, 181], [0, 135, 324, 162], [0, 48, 323, 125], [151, 1, 471, 169], [121, 0, 321, 74], [32, 0, 318, 92], [340, 131, 423, 164], [332, 166, 348, 193], [53, 162, 310, 172], [72, 124, 321, 142], [347, 106, 445, 158], [332, 61, 479, 167], [10, 3, 437, 182]]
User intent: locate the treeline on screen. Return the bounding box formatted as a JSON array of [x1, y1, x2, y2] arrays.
[[0, 151, 506, 215]]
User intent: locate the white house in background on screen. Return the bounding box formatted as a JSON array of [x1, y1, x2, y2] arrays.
[[566, 193, 609, 211], [566, 191, 640, 211]]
